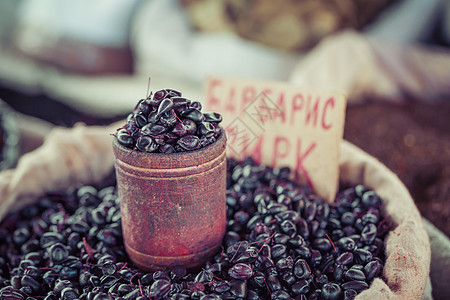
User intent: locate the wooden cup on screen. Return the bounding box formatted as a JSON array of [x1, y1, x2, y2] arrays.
[[113, 131, 226, 271]]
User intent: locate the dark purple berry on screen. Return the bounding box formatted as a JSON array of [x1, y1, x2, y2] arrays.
[[342, 280, 369, 291], [361, 223, 377, 245], [198, 122, 215, 138], [361, 191, 381, 208], [136, 136, 158, 153], [149, 279, 171, 299], [364, 260, 383, 281], [160, 110, 177, 127], [156, 98, 174, 116], [293, 259, 311, 280], [165, 89, 182, 98], [190, 101, 202, 111], [228, 263, 253, 280], [203, 112, 222, 123], [291, 279, 310, 295], [177, 135, 201, 151], [181, 108, 204, 123], [336, 252, 354, 266], [321, 282, 342, 300], [117, 129, 135, 149]]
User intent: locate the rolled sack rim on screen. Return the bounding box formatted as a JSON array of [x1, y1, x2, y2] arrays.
[[340, 140, 431, 300]]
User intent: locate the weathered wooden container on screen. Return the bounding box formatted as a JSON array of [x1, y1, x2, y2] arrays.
[[113, 131, 227, 271]]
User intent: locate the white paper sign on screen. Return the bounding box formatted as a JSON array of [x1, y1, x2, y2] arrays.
[[204, 77, 347, 202]]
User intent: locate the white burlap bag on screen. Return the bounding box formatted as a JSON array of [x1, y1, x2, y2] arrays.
[[340, 141, 431, 299], [0, 124, 431, 299]]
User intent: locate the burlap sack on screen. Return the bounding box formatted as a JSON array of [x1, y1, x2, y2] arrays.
[[0, 124, 431, 299], [290, 31, 450, 104], [340, 140, 431, 299]]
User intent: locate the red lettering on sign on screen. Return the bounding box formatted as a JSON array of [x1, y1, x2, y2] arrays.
[[294, 138, 316, 189], [275, 92, 286, 124], [262, 89, 272, 97], [290, 93, 303, 126], [321, 97, 334, 130], [271, 136, 291, 167], [206, 78, 222, 111], [305, 95, 320, 128], [225, 86, 236, 115]]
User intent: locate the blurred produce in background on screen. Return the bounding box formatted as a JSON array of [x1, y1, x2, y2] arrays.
[[181, 0, 396, 50], [0, 0, 447, 117]]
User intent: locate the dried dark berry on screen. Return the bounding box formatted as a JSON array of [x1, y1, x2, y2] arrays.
[[228, 263, 253, 280], [271, 244, 288, 260], [229, 279, 247, 298], [147, 112, 160, 123], [291, 279, 310, 295], [48, 243, 69, 263], [149, 279, 171, 299], [181, 108, 204, 123], [160, 110, 177, 127], [211, 281, 230, 293], [337, 237, 356, 252], [293, 259, 311, 280], [171, 97, 190, 112], [159, 143, 175, 154], [344, 289, 358, 300], [354, 248, 373, 265], [310, 249, 322, 267], [141, 123, 167, 136], [364, 260, 383, 281], [153, 89, 168, 102], [0, 159, 393, 299], [21, 275, 40, 292], [203, 112, 222, 123], [336, 252, 354, 266], [115, 89, 223, 153], [136, 136, 158, 153], [61, 287, 79, 300], [342, 280, 369, 291], [321, 282, 342, 300], [116, 129, 135, 149], [134, 112, 148, 128], [177, 135, 201, 151], [345, 268, 366, 281], [172, 122, 187, 137], [276, 256, 294, 271], [361, 223, 377, 245], [197, 122, 215, 138], [190, 101, 202, 111], [165, 89, 182, 98]]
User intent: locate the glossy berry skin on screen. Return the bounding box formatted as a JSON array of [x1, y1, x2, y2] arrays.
[[321, 282, 343, 300], [228, 263, 253, 280], [0, 159, 393, 299], [116, 129, 134, 149], [115, 88, 222, 153]]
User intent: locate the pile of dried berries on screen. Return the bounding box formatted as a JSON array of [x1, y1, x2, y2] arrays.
[[115, 89, 222, 153], [0, 158, 394, 299]]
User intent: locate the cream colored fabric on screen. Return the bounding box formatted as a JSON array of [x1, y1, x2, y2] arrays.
[[0, 126, 431, 299], [0, 123, 119, 219], [290, 30, 450, 104], [340, 141, 431, 300]]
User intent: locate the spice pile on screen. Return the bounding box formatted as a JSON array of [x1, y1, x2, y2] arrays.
[[0, 158, 394, 299]]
